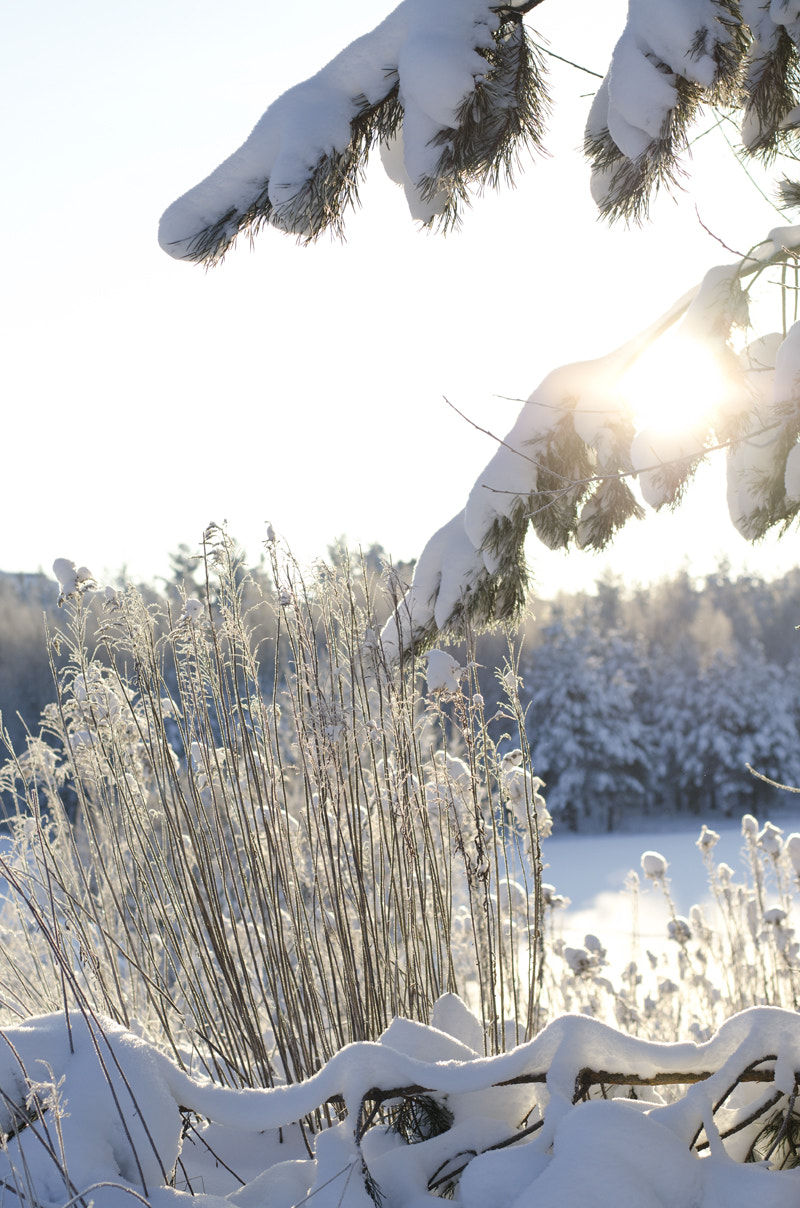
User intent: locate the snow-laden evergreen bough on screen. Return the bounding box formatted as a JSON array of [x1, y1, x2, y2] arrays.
[[159, 0, 800, 649], [158, 0, 800, 255], [4, 1004, 800, 1208], [159, 0, 547, 262], [381, 223, 800, 652]]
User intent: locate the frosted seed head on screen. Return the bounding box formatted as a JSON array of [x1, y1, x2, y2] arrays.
[[696, 825, 720, 852], [53, 558, 96, 604], [758, 821, 784, 856], [717, 862, 734, 887], [182, 598, 204, 623], [424, 649, 464, 696], [667, 916, 692, 945], [541, 883, 569, 909], [52, 560, 69, 588], [563, 946, 593, 975], [641, 850, 668, 880]]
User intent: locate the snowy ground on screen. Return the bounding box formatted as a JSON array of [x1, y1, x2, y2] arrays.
[[3, 815, 800, 1206], [544, 808, 800, 957], [3, 999, 800, 1208]]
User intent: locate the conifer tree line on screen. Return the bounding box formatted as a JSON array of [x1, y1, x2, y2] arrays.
[[1, 553, 799, 831], [477, 564, 800, 832]]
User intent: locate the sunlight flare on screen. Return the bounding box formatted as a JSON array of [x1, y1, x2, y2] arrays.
[[619, 336, 728, 434]]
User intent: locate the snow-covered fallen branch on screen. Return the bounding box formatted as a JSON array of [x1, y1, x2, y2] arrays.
[[4, 1002, 800, 1208]]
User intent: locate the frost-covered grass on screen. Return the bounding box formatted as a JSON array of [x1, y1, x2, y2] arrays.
[[0, 528, 551, 1082], [539, 817, 800, 1045], [2, 530, 800, 1205]]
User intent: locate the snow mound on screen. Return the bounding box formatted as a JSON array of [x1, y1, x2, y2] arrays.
[[4, 1005, 800, 1207]]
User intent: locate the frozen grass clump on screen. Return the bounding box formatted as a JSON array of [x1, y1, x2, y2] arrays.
[[539, 812, 800, 1048], [0, 526, 550, 1091]]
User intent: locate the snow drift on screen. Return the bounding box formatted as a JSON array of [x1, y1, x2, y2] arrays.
[[4, 1003, 800, 1208]]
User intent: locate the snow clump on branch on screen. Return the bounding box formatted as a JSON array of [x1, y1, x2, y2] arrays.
[[52, 559, 97, 606], [159, 0, 547, 263]]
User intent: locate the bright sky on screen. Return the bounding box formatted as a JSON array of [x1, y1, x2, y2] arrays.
[[3, 0, 799, 595]]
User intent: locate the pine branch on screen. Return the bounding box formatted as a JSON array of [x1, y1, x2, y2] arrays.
[[587, 77, 704, 225], [743, 27, 800, 160], [587, 0, 749, 223], [180, 81, 403, 265], [420, 16, 551, 231]]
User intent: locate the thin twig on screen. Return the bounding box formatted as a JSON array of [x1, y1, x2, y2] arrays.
[[747, 764, 800, 793]]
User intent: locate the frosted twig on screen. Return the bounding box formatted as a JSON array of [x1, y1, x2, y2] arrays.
[[746, 764, 800, 793]]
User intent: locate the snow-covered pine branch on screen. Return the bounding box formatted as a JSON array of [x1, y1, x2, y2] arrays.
[[381, 225, 800, 656], [586, 0, 747, 221], [158, 0, 548, 263], [157, 0, 800, 652], [160, 0, 800, 254]]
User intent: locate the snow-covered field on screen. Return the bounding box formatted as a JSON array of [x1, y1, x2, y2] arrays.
[[547, 809, 800, 950], [548, 811, 800, 911]]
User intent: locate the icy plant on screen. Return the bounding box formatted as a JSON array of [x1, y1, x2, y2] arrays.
[[697, 824, 721, 853], [0, 529, 553, 1095], [523, 811, 800, 1047], [632, 816, 800, 1036], [423, 648, 464, 696], [52, 559, 97, 607], [641, 850, 669, 880]]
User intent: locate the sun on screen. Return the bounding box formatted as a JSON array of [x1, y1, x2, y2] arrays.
[[617, 336, 728, 435]]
